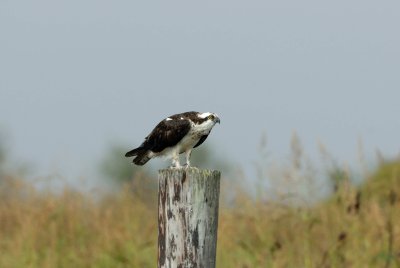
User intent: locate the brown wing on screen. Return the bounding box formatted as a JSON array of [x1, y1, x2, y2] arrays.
[[141, 119, 191, 153]]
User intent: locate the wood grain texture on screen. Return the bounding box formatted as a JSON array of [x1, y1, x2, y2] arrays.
[[158, 168, 221, 268]]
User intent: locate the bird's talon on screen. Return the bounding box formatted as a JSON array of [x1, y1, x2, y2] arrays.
[[168, 165, 181, 169]]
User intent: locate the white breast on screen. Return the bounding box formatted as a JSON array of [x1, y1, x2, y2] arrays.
[[177, 121, 213, 153]]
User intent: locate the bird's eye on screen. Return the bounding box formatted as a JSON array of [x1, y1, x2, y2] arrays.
[[208, 114, 214, 120]]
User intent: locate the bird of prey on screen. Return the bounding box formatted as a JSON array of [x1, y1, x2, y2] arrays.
[[125, 111, 220, 168]]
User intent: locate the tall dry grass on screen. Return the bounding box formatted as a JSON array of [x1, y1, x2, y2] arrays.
[[0, 177, 157, 268], [1, 144, 400, 267]]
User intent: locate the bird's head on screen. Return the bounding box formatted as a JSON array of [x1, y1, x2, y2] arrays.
[[199, 112, 220, 125]]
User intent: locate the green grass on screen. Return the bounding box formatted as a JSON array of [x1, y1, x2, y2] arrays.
[[1, 160, 400, 267]]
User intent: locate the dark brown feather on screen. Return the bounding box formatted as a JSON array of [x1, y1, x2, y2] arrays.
[[125, 147, 145, 157], [132, 153, 151, 165], [140, 118, 191, 153]]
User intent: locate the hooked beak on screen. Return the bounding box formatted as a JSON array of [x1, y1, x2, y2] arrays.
[[215, 116, 220, 124]]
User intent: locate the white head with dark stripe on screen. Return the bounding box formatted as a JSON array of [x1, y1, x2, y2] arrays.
[[190, 112, 220, 127], [199, 112, 220, 123]]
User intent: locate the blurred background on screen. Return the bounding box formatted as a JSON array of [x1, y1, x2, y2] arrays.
[[1, 0, 400, 267]]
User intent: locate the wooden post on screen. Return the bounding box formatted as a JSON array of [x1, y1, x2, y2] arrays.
[[158, 168, 221, 268]]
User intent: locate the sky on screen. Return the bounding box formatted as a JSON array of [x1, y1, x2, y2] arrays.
[[1, 0, 399, 188]]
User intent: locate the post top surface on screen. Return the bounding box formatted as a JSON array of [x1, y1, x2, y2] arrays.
[[158, 167, 220, 177]]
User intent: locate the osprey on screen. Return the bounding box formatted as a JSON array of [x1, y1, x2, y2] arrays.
[[125, 111, 220, 168]]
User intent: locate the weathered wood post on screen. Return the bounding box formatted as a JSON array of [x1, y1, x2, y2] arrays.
[[158, 168, 221, 268]]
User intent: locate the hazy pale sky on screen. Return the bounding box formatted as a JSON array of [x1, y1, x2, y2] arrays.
[[1, 0, 399, 184]]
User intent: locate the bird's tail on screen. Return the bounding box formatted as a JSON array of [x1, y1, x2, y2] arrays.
[[125, 147, 144, 157], [125, 147, 151, 166]]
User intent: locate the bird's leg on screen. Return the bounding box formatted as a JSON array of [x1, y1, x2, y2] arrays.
[[183, 150, 192, 168], [170, 151, 181, 168]]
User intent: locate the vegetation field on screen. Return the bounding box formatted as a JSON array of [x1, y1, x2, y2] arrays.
[[1, 160, 400, 267]]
